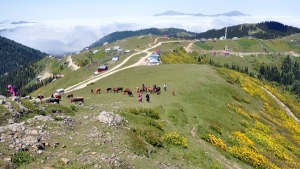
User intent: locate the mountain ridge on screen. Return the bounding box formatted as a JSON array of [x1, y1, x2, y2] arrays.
[[154, 10, 248, 17]]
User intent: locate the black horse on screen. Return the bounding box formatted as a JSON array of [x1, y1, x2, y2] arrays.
[[45, 98, 60, 104]]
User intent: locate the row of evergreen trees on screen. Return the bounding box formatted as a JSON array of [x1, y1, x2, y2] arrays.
[[194, 21, 300, 40], [0, 36, 47, 75]]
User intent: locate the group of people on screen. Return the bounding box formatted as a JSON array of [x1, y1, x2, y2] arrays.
[[138, 83, 167, 103], [138, 92, 150, 102]]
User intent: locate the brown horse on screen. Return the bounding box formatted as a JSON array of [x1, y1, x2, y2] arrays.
[[66, 93, 73, 99], [113, 88, 119, 93], [54, 94, 61, 99], [94, 88, 101, 94], [139, 87, 147, 93], [147, 87, 154, 94], [123, 88, 132, 95]]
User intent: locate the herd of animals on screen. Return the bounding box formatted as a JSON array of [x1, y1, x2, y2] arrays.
[[36, 84, 175, 105]]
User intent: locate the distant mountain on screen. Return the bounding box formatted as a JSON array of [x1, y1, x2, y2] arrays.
[[194, 21, 300, 39], [11, 21, 35, 24], [154, 10, 248, 17], [90, 28, 197, 49]]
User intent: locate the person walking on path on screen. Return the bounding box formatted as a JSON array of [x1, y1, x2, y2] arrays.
[[164, 83, 167, 91], [146, 93, 150, 102]]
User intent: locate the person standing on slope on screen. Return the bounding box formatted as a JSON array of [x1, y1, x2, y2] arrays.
[[164, 83, 167, 91], [146, 93, 150, 102]]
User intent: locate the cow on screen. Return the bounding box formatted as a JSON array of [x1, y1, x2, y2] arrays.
[[94, 88, 101, 94], [70, 97, 84, 104], [106, 88, 112, 93], [66, 93, 73, 99], [45, 98, 60, 104]]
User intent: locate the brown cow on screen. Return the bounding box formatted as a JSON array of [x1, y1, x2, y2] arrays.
[[70, 97, 84, 104], [94, 88, 101, 94]]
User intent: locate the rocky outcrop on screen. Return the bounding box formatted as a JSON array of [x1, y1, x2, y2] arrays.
[[96, 111, 125, 126]]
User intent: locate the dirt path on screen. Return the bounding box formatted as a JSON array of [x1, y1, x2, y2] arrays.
[[67, 54, 80, 70], [261, 87, 300, 125], [184, 41, 194, 52], [64, 38, 181, 93]]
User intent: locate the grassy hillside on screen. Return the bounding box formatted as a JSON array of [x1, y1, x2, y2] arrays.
[[9, 64, 298, 168], [5, 33, 300, 168]]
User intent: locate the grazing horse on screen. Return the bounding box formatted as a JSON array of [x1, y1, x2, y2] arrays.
[[37, 94, 44, 100], [128, 91, 133, 97], [45, 98, 60, 104], [70, 97, 84, 104], [123, 88, 132, 95], [106, 88, 112, 93], [139, 87, 147, 93], [117, 87, 123, 92], [147, 87, 154, 94], [112, 88, 119, 93], [94, 88, 101, 94], [66, 93, 73, 99]]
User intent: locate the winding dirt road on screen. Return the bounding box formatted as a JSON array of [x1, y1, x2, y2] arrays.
[[67, 55, 80, 70], [64, 38, 181, 93]]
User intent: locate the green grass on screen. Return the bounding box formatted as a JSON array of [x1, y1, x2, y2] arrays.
[[195, 41, 213, 50], [22, 35, 300, 168]]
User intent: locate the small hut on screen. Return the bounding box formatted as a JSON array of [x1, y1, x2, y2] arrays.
[[98, 65, 108, 72]]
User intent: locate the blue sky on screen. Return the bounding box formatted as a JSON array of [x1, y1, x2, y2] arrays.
[[0, 0, 299, 21]]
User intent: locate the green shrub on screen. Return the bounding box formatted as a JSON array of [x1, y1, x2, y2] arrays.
[[242, 97, 250, 103], [20, 99, 37, 112], [232, 95, 241, 102], [131, 128, 163, 147], [240, 120, 250, 128], [127, 131, 149, 157], [128, 108, 160, 119], [149, 119, 164, 131], [70, 104, 77, 111], [12, 151, 34, 167], [128, 107, 139, 115], [210, 124, 222, 135], [53, 116, 64, 121]]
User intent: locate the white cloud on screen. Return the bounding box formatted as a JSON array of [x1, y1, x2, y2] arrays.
[[1, 16, 299, 56]]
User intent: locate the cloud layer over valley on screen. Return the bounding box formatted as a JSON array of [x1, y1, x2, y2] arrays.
[[1, 16, 299, 56]]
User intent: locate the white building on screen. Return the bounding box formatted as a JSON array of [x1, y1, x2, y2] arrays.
[[105, 48, 111, 53]]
